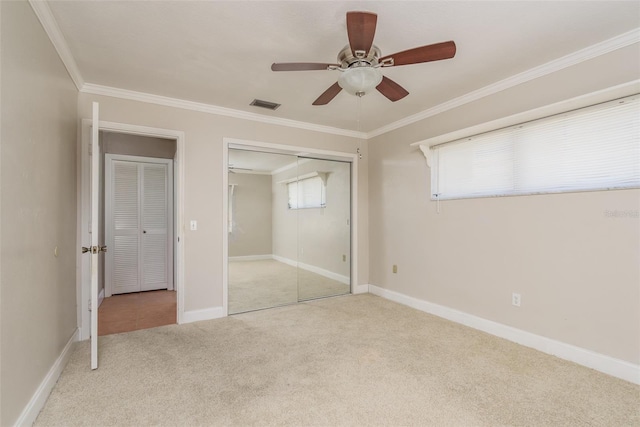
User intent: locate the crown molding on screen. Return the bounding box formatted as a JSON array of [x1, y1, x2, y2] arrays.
[[29, 0, 362, 139], [30, 1, 638, 141], [410, 80, 640, 149], [271, 158, 312, 176], [229, 169, 272, 176], [366, 27, 640, 139], [29, 0, 84, 91], [81, 84, 367, 139]]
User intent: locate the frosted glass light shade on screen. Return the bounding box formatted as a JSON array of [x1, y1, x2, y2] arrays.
[[338, 66, 383, 96]]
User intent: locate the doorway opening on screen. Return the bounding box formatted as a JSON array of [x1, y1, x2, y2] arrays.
[[223, 139, 358, 315], [78, 120, 185, 342], [99, 132, 177, 335]]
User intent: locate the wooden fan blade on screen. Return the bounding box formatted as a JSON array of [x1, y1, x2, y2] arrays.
[[376, 76, 409, 102], [313, 82, 342, 105], [346, 11, 377, 56], [271, 63, 338, 71], [380, 41, 456, 67]]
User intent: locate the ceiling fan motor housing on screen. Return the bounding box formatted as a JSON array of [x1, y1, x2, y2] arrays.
[[337, 44, 381, 68]]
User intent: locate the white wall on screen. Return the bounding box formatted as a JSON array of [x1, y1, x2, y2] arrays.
[[368, 44, 640, 365], [77, 93, 369, 314], [272, 159, 351, 278], [102, 131, 177, 159], [228, 173, 272, 257], [0, 1, 79, 424]]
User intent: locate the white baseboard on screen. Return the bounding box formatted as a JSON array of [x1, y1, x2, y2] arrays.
[[368, 285, 640, 385], [229, 254, 273, 262], [272, 255, 350, 285], [182, 306, 225, 324], [299, 261, 350, 285], [97, 288, 105, 308], [15, 328, 79, 426], [352, 283, 370, 294], [272, 254, 296, 267]]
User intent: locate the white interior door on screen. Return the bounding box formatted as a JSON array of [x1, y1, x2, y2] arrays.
[[90, 102, 100, 370], [142, 163, 171, 291], [106, 156, 173, 295], [111, 160, 140, 295]]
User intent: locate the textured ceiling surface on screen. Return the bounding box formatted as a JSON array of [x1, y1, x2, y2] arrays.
[[48, 1, 640, 132]]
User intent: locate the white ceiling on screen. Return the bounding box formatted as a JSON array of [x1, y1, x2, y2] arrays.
[[47, 1, 640, 133]]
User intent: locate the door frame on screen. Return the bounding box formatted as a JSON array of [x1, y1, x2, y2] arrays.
[[222, 137, 359, 316], [105, 154, 174, 297], [78, 120, 186, 340]]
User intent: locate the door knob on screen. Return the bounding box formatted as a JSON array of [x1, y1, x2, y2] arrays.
[[82, 247, 90, 254], [99, 245, 108, 253]]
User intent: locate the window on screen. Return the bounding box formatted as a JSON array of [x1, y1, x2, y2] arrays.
[[288, 175, 326, 209], [431, 95, 640, 200]]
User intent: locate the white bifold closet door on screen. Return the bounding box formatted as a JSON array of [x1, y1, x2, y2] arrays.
[[106, 155, 173, 296]]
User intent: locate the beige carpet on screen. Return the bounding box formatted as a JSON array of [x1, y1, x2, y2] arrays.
[[228, 259, 349, 314], [36, 294, 638, 426]]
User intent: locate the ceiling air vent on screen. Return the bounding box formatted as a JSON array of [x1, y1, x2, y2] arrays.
[[250, 99, 281, 110]]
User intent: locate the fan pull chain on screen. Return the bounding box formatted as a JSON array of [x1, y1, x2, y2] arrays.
[[356, 95, 364, 160], [357, 95, 362, 132]]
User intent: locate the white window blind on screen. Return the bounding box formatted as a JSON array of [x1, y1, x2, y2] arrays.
[[431, 95, 640, 200], [288, 176, 326, 209]]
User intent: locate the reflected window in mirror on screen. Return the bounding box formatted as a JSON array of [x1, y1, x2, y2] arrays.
[[288, 176, 325, 209]]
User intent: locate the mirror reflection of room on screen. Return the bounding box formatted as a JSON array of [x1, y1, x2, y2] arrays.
[[228, 148, 351, 314]]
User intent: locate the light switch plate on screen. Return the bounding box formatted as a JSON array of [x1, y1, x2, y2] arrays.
[[512, 292, 521, 307]]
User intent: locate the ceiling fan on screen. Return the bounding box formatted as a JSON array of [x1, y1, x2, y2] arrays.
[[271, 11, 456, 105]]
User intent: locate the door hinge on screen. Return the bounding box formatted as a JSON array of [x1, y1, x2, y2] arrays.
[[88, 298, 92, 312]]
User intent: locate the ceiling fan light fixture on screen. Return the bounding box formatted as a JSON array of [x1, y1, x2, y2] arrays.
[[338, 66, 382, 96]]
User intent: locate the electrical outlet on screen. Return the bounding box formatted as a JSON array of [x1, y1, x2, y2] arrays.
[[512, 292, 521, 307], [392, 265, 398, 274], [342, 254, 346, 262], [190, 220, 197, 231]]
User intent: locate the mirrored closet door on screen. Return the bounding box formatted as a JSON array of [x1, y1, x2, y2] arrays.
[[227, 148, 351, 314], [292, 157, 351, 302]]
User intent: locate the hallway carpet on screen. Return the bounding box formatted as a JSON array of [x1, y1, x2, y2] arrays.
[[36, 294, 638, 426]]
